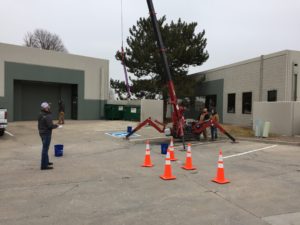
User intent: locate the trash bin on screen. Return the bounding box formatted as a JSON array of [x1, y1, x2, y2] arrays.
[[116, 105, 125, 119], [161, 143, 169, 154], [124, 106, 141, 121], [254, 119, 264, 137], [104, 104, 114, 120], [54, 144, 63, 157], [105, 104, 124, 120], [262, 121, 271, 138]]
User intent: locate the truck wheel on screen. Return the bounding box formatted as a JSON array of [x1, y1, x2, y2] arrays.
[[0, 129, 4, 136]]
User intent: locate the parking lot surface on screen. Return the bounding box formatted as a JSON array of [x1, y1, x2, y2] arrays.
[[1, 121, 299, 225]]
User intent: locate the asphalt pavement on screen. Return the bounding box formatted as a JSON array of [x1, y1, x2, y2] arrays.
[[0, 120, 299, 225]]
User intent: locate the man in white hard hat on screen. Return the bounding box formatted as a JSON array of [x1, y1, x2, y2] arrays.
[[38, 102, 62, 170]]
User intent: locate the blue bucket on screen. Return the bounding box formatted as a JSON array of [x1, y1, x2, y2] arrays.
[[127, 126, 132, 133], [161, 143, 169, 154], [54, 144, 63, 157]]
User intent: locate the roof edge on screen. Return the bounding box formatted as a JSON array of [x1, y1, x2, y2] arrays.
[[0, 42, 109, 62], [189, 50, 295, 76]]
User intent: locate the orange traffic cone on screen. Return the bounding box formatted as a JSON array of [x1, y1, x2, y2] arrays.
[[160, 151, 176, 180], [181, 143, 196, 170], [168, 137, 177, 161], [141, 140, 153, 167], [212, 150, 230, 184]]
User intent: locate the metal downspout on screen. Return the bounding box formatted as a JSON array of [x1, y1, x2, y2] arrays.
[[259, 55, 264, 101]]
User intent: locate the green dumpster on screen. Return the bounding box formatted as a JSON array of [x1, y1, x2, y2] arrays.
[[124, 105, 141, 121], [105, 104, 125, 120]]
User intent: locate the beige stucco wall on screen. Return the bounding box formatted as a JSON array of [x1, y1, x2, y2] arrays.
[[289, 51, 300, 101], [262, 54, 287, 101], [253, 101, 300, 136], [204, 59, 261, 126], [197, 50, 297, 126], [0, 43, 109, 100], [293, 102, 300, 135], [140, 99, 163, 123]]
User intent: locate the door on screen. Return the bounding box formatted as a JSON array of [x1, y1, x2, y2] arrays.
[[71, 84, 78, 120]]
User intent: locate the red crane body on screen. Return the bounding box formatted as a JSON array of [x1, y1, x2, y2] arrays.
[[126, 0, 235, 144]]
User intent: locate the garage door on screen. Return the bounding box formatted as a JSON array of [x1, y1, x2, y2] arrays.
[[14, 80, 72, 121]]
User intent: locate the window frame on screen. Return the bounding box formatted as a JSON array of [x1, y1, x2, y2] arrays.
[[267, 90, 277, 102], [242, 92, 252, 114], [227, 93, 236, 113]]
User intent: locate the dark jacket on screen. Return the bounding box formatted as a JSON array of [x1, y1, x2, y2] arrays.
[[38, 110, 58, 135]]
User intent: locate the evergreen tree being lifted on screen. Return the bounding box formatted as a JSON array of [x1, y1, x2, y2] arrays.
[[112, 16, 209, 100]]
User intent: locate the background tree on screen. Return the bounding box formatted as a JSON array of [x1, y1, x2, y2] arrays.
[[24, 29, 68, 52], [113, 16, 209, 101]]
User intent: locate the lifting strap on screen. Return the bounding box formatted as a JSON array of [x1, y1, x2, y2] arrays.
[[120, 0, 131, 98]]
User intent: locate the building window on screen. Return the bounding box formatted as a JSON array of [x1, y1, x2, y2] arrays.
[[267, 90, 277, 102], [227, 93, 235, 113], [242, 92, 252, 114]]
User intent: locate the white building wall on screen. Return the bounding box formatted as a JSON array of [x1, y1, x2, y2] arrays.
[[294, 102, 300, 135], [0, 43, 109, 100], [202, 57, 261, 126], [0, 58, 4, 97], [262, 54, 287, 101], [253, 101, 300, 136], [197, 50, 295, 126], [289, 51, 300, 101], [141, 99, 163, 123]]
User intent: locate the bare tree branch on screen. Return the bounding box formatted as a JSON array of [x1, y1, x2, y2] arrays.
[[23, 29, 68, 53]]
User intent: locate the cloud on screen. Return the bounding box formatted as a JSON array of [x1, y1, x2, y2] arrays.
[[1, 0, 300, 80]]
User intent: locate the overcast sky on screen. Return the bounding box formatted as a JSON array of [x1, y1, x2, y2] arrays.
[[1, 0, 300, 81]]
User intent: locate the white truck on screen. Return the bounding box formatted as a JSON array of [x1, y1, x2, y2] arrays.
[[0, 108, 7, 136]]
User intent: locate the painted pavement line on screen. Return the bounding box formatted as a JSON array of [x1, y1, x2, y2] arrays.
[[105, 131, 140, 138], [223, 145, 278, 159], [4, 131, 14, 136]]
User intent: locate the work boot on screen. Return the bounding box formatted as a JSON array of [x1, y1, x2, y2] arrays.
[[41, 166, 53, 170]]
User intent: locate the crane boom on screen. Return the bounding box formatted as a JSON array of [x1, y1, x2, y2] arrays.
[[146, 0, 185, 138]]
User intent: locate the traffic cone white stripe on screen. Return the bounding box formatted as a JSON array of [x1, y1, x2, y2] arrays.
[[166, 152, 170, 158], [187, 153, 192, 157], [168, 138, 177, 161], [218, 163, 224, 168], [170, 138, 174, 147]]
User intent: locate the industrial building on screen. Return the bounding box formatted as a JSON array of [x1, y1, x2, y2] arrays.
[[0, 43, 109, 121], [191, 50, 300, 127]]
